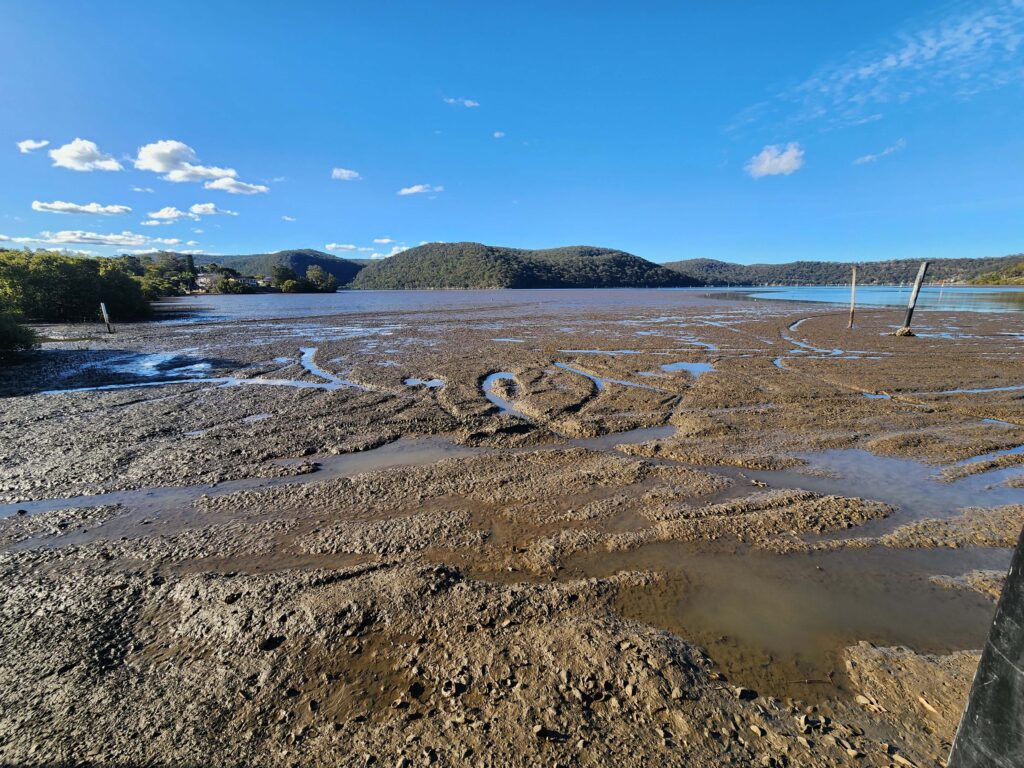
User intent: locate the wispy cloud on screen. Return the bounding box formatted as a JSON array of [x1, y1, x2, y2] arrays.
[[204, 177, 268, 195], [49, 138, 122, 172], [398, 183, 444, 196], [145, 203, 238, 224], [17, 139, 49, 154], [331, 167, 361, 181], [733, 1, 1024, 130], [325, 242, 358, 251], [745, 143, 805, 178], [282, 215, 296, 222], [444, 97, 480, 108], [131, 186, 154, 193], [373, 237, 394, 244], [493, 131, 506, 139], [853, 138, 907, 165], [6, 230, 183, 247], [32, 200, 131, 215]]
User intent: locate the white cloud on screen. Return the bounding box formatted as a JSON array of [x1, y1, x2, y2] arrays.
[[189, 202, 237, 216], [146, 202, 237, 223], [745, 143, 805, 178], [373, 237, 395, 244], [134, 139, 267, 194], [204, 177, 269, 195], [325, 243, 358, 251], [398, 183, 444, 196], [32, 200, 131, 215], [17, 139, 49, 154], [49, 138, 122, 172], [370, 245, 410, 260], [493, 131, 506, 139], [282, 215, 296, 222], [331, 167, 361, 181], [135, 140, 235, 182], [853, 138, 907, 165], [132, 186, 154, 193], [444, 97, 480, 108], [140, 220, 163, 227], [148, 206, 190, 221]]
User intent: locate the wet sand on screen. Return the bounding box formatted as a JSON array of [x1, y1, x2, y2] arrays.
[[1, 290, 1022, 766]]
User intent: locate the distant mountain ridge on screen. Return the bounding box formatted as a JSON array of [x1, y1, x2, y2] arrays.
[[663, 255, 1024, 286], [192, 249, 365, 284], [349, 242, 699, 289], [135, 247, 1024, 289]]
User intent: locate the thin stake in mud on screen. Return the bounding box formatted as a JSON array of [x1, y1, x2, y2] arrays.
[[895, 261, 929, 336], [99, 302, 114, 334], [848, 265, 857, 329]]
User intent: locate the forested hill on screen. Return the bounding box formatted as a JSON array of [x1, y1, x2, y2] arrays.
[[663, 254, 1024, 286], [349, 242, 700, 289], [192, 249, 365, 284], [970, 258, 1024, 285]]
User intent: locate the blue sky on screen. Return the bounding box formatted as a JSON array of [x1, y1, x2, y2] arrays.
[[2, 0, 1023, 264]]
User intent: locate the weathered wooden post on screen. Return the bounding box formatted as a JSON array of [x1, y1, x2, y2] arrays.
[[99, 302, 114, 334], [848, 265, 857, 329], [894, 261, 929, 336], [947, 524, 1024, 767]]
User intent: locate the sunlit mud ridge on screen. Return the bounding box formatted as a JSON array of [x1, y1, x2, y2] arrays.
[[0, 292, 1022, 766]]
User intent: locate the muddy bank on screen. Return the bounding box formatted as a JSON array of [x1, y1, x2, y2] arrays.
[[1, 293, 1021, 765]]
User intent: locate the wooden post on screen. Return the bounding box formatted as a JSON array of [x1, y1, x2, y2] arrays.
[[99, 302, 114, 334], [895, 261, 929, 336], [848, 265, 857, 329]]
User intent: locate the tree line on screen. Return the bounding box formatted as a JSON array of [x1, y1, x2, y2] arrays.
[[0, 249, 338, 357]]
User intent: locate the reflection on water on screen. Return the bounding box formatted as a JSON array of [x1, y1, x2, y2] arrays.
[[743, 285, 1024, 312]]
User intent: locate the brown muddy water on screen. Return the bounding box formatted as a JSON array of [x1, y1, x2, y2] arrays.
[[566, 541, 1006, 701]]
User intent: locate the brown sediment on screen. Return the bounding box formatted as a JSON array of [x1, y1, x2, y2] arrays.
[[940, 451, 1024, 481], [0, 293, 1021, 766], [930, 569, 1006, 601]]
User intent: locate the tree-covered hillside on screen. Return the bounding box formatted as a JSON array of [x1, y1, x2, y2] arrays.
[[970, 259, 1024, 285], [350, 242, 701, 289], [192, 250, 364, 285], [664, 254, 1024, 286]]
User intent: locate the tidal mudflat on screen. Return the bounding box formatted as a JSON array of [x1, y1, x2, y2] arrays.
[[1, 289, 1022, 766]]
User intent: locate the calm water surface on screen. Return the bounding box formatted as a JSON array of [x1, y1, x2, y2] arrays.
[[158, 285, 1024, 323]]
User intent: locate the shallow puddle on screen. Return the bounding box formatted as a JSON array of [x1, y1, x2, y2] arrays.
[[567, 542, 1006, 700], [482, 372, 531, 419], [404, 377, 444, 388], [744, 448, 1024, 533], [0, 437, 480, 522], [659, 361, 714, 377], [553, 362, 663, 392]]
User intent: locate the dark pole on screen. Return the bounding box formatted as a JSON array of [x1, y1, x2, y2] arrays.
[[901, 261, 929, 331], [947, 524, 1024, 767]]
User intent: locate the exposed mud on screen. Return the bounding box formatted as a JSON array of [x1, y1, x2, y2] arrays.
[[1, 292, 1022, 765]]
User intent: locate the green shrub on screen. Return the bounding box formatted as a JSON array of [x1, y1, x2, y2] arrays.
[[0, 250, 152, 322], [0, 313, 36, 357]]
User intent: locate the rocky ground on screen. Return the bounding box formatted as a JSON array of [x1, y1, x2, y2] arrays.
[[0, 291, 1021, 766]]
